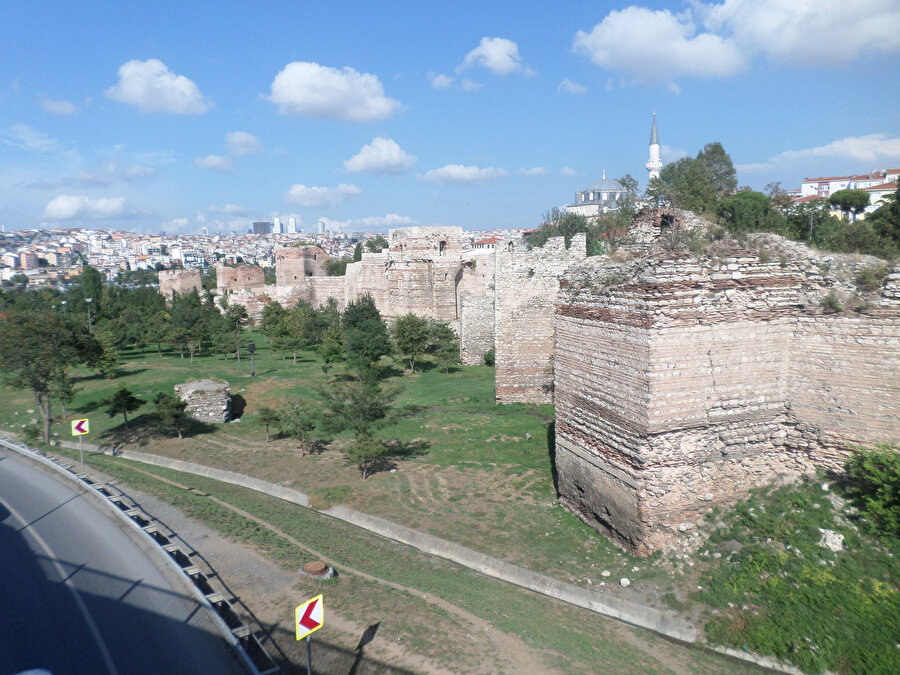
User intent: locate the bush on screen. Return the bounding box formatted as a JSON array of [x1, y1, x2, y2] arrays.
[[856, 265, 888, 292], [483, 349, 495, 366], [843, 445, 900, 536], [821, 292, 841, 314]]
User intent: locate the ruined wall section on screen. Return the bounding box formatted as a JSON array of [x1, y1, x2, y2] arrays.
[[458, 253, 496, 365], [495, 234, 586, 403], [554, 243, 899, 555], [275, 246, 329, 285], [158, 268, 202, 301], [216, 263, 265, 294]]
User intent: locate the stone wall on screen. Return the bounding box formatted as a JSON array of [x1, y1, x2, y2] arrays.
[[458, 254, 496, 365], [275, 246, 329, 285], [216, 263, 265, 294], [158, 268, 202, 301], [554, 229, 899, 555], [174, 379, 231, 423], [494, 234, 586, 403]]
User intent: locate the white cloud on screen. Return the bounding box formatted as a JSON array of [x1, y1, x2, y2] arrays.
[[353, 213, 416, 228], [573, 7, 746, 85], [428, 72, 454, 89], [5, 124, 59, 152], [194, 154, 233, 172], [460, 79, 483, 92], [124, 163, 155, 178], [163, 217, 190, 230], [561, 167, 578, 176], [661, 145, 689, 163], [317, 217, 351, 232], [226, 131, 262, 157], [769, 134, 900, 164], [420, 164, 507, 185], [209, 203, 247, 214], [268, 62, 400, 122], [557, 79, 587, 95], [344, 137, 417, 174], [43, 195, 127, 220], [518, 167, 547, 177], [39, 95, 78, 115], [105, 59, 211, 114], [458, 37, 534, 76], [285, 183, 361, 207], [701, 0, 900, 66]]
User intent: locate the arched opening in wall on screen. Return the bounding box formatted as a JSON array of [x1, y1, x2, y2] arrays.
[[660, 214, 675, 229], [439, 240, 446, 256]]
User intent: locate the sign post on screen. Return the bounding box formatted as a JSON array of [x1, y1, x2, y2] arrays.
[[71, 418, 90, 473], [295, 594, 324, 675]]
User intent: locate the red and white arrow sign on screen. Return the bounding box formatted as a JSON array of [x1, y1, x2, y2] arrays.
[[71, 418, 90, 436], [295, 594, 324, 640]]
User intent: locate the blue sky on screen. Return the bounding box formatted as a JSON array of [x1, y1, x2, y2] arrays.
[[1, 0, 899, 235]]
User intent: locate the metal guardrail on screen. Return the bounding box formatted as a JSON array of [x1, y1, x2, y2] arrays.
[[0, 435, 280, 675]]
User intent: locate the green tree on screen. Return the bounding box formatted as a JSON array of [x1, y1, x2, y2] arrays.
[[318, 377, 401, 441], [53, 370, 77, 421], [343, 294, 391, 375], [428, 321, 461, 373], [843, 446, 900, 537], [345, 433, 391, 480], [647, 156, 718, 213], [10, 273, 28, 286], [0, 309, 98, 443], [168, 291, 211, 361], [325, 258, 349, 276], [365, 234, 388, 252], [257, 406, 281, 442], [317, 323, 344, 378], [277, 402, 317, 455], [224, 303, 251, 361], [716, 191, 779, 232], [393, 313, 429, 372], [697, 142, 738, 199], [868, 186, 900, 247], [765, 181, 793, 212], [104, 386, 143, 426], [353, 242, 363, 261], [95, 330, 121, 379], [80, 264, 104, 306], [829, 189, 870, 221], [154, 392, 188, 439]]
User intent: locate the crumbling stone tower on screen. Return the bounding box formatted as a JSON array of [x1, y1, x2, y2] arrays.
[[158, 268, 202, 301]]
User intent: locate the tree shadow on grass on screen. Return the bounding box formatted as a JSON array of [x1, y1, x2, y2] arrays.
[[547, 420, 559, 496], [364, 438, 430, 477], [100, 413, 217, 453], [230, 394, 246, 419]]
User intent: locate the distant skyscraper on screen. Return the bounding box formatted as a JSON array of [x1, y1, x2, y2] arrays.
[[252, 221, 272, 235], [273, 217, 282, 234], [288, 216, 297, 234], [645, 111, 662, 182]]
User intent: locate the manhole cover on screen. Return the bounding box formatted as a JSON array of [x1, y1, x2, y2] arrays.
[[302, 561, 329, 576]]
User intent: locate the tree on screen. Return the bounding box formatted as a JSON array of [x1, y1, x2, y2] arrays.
[[868, 186, 900, 247], [168, 291, 212, 361], [765, 181, 793, 212], [318, 377, 401, 441], [257, 406, 281, 442], [393, 313, 429, 372], [716, 191, 774, 232], [154, 392, 188, 439], [353, 242, 363, 261], [317, 323, 344, 377], [343, 294, 391, 375], [80, 264, 104, 305], [829, 189, 870, 221], [95, 330, 121, 379], [428, 321, 461, 373], [345, 433, 391, 480], [647, 156, 718, 213], [365, 234, 388, 252], [105, 386, 143, 426], [0, 309, 98, 443], [53, 370, 77, 421], [696, 142, 737, 199], [326, 258, 349, 276], [527, 211, 589, 249], [278, 402, 317, 455], [224, 303, 251, 361]]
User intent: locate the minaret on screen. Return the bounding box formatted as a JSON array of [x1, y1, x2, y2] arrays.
[[645, 111, 662, 181]]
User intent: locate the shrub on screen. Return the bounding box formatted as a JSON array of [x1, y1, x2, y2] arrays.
[[821, 292, 841, 314], [843, 445, 900, 537], [856, 265, 888, 292], [483, 348, 495, 367]]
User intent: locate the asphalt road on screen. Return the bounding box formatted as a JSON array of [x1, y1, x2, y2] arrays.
[[0, 447, 247, 675]]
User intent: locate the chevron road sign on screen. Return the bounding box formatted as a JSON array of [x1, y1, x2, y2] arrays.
[[295, 594, 324, 641], [71, 418, 89, 436]]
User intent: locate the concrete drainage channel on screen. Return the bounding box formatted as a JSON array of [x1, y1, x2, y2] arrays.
[[0, 436, 279, 675]]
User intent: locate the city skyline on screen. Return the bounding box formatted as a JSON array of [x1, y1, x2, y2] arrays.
[[2, 0, 899, 234]]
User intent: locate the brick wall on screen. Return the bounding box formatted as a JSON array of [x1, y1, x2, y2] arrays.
[[158, 268, 202, 301]]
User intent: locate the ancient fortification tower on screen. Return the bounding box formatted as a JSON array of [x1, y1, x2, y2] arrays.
[[645, 111, 662, 182]]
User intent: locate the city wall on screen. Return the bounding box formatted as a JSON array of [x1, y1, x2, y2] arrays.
[[554, 226, 900, 555], [494, 234, 586, 403], [158, 268, 202, 300]]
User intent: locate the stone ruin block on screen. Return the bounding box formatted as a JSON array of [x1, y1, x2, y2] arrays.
[[174, 379, 231, 423]]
